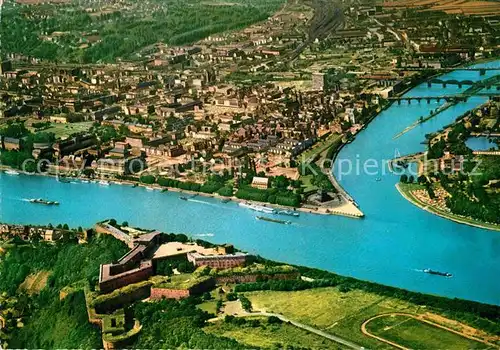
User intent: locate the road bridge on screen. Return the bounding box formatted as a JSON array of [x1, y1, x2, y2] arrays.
[[388, 93, 500, 104], [400, 67, 500, 76]]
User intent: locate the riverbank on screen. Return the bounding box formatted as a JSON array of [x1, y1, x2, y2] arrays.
[[327, 102, 394, 216], [396, 183, 500, 232]]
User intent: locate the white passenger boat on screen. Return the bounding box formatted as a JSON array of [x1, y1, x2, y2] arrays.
[[5, 169, 20, 175], [239, 202, 276, 214], [99, 180, 110, 186]]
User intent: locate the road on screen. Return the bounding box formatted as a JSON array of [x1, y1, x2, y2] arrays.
[[209, 311, 364, 350]]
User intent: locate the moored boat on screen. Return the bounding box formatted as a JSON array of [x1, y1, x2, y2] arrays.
[[179, 196, 188, 201], [221, 198, 231, 203], [5, 169, 20, 175], [239, 202, 276, 214], [99, 180, 110, 186], [278, 209, 299, 217], [57, 176, 71, 183]]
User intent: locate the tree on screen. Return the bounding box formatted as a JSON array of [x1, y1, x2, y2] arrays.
[[400, 174, 408, 183], [267, 316, 282, 324], [226, 292, 238, 301]]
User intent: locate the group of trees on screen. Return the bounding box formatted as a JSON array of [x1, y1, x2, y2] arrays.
[[2, 0, 284, 63], [440, 157, 500, 224], [0, 234, 129, 347], [132, 298, 244, 348], [235, 186, 301, 207], [156, 258, 195, 276], [299, 162, 335, 192]]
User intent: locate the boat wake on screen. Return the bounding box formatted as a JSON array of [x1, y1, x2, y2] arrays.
[[188, 198, 237, 210], [194, 233, 215, 237]]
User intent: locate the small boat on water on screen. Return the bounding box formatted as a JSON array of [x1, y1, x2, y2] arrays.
[[5, 169, 20, 175], [256, 216, 291, 225], [423, 268, 452, 277], [179, 196, 188, 201], [99, 180, 110, 186], [57, 176, 71, 183], [145, 187, 155, 191], [278, 209, 299, 217], [221, 198, 231, 203], [375, 177, 382, 182], [80, 179, 90, 183], [239, 202, 276, 214], [29, 198, 59, 206]]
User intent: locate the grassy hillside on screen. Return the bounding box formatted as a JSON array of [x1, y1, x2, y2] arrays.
[[0, 234, 128, 348]]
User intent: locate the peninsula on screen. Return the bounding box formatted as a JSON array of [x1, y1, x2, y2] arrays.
[[1, 221, 499, 349]]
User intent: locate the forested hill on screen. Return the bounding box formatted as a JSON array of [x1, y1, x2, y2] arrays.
[[0, 0, 284, 63]]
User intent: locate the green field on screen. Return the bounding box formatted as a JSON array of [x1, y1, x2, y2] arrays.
[[37, 122, 93, 139], [245, 287, 385, 328], [365, 315, 490, 350], [198, 300, 218, 315], [244, 288, 427, 349], [205, 317, 343, 349]]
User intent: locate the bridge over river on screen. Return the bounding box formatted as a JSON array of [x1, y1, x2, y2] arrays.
[[390, 73, 500, 104]]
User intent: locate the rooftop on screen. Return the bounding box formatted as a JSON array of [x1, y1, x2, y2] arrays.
[[153, 242, 218, 259]]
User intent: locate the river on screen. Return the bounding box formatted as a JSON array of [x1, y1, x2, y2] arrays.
[[1, 61, 499, 305]]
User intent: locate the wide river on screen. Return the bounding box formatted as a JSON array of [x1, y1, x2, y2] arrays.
[[1, 61, 500, 305]]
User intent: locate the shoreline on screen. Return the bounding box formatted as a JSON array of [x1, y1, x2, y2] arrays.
[[395, 183, 500, 232]]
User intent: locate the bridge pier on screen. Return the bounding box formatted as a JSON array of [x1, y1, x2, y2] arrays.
[[480, 69, 486, 76], [427, 82, 432, 88], [458, 83, 462, 88], [397, 100, 401, 105], [408, 99, 411, 105], [427, 98, 430, 104], [442, 83, 447, 88]]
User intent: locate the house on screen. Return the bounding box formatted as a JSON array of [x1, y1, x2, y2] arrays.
[[440, 152, 465, 173], [2, 137, 22, 151], [187, 251, 249, 269], [251, 176, 269, 190]]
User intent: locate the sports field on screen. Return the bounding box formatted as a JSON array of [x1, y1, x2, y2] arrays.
[[364, 314, 490, 349]]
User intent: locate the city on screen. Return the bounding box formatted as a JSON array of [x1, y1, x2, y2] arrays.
[[0, 0, 499, 348]]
